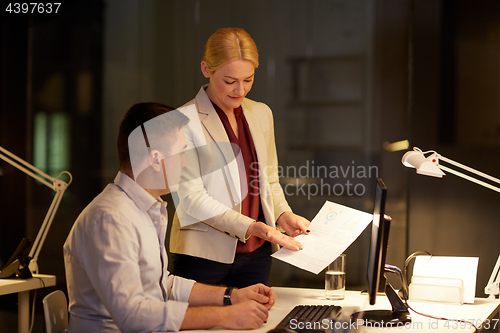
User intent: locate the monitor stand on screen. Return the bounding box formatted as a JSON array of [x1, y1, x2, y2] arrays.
[[351, 282, 411, 326]]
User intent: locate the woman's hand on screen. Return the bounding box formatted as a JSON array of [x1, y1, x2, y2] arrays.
[[246, 221, 303, 250], [276, 211, 311, 237]]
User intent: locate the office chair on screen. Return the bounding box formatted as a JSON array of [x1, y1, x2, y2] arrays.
[[42, 290, 69, 333]]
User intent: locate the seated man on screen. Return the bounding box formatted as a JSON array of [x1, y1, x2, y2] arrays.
[[63, 103, 276, 333]]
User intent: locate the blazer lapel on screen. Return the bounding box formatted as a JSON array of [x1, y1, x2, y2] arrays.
[[194, 87, 242, 205], [242, 100, 268, 168], [195, 86, 232, 161], [242, 100, 274, 223]]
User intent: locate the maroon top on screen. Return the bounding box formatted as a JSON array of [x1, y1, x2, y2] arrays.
[[212, 102, 265, 253]]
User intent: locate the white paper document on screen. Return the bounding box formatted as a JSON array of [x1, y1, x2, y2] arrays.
[[272, 201, 372, 274], [413, 256, 479, 303]]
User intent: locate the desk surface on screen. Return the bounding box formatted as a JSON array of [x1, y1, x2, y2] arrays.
[[183, 287, 500, 333], [0, 274, 56, 295]]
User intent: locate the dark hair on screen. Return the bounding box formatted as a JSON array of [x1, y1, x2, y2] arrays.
[[117, 103, 189, 170]]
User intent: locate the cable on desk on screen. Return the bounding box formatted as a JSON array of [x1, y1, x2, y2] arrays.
[[405, 301, 478, 333], [36, 276, 46, 289], [395, 252, 478, 333], [400, 251, 432, 300]]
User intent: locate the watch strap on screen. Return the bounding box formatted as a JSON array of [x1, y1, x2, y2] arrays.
[[223, 287, 234, 306]]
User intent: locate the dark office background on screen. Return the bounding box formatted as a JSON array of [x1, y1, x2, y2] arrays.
[[1, 0, 500, 332]]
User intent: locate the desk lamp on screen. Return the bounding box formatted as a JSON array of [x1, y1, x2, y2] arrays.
[[401, 147, 500, 193], [485, 255, 500, 299], [0, 145, 72, 275], [402, 146, 500, 298]]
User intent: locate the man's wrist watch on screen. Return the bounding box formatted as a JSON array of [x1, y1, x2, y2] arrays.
[[223, 287, 234, 306]]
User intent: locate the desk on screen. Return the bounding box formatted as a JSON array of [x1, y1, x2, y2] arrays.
[[0, 274, 56, 333], [185, 288, 500, 333]]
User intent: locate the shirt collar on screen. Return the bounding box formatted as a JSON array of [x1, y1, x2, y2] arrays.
[[114, 171, 160, 212]]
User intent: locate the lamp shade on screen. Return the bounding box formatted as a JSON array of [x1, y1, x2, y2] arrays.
[[401, 150, 445, 178]]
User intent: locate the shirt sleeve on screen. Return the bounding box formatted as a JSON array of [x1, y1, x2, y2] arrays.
[[166, 274, 195, 302], [79, 214, 190, 333]]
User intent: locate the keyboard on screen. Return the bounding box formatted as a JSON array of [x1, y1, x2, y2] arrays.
[[274, 304, 342, 333]]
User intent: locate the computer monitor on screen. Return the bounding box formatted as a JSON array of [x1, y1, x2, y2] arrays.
[[367, 178, 389, 305], [351, 178, 411, 326], [0, 237, 33, 279]]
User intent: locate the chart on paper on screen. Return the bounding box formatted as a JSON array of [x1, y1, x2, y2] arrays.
[[272, 201, 373, 274]]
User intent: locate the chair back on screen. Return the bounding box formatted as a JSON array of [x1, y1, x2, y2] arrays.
[[43, 290, 69, 333]]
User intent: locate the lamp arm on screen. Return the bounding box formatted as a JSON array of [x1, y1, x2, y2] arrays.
[[485, 255, 500, 298], [0, 145, 72, 274], [439, 155, 500, 185], [28, 185, 66, 273], [439, 166, 500, 193], [0, 146, 56, 189]]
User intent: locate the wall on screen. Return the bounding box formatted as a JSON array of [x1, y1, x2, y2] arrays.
[[408, 0, 500, 297]]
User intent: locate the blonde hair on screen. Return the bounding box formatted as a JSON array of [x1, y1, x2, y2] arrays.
[[203, 28, 259, 73]]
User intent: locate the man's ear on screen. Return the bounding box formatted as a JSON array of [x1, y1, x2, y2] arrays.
[[149, 150, 162, 172], [201, 61, 211, 78]]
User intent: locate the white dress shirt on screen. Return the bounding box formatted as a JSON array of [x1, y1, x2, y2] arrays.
[[64, 172, 195, 333]]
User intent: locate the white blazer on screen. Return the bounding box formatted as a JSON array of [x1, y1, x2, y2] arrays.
[[170, 86, 291, 264]]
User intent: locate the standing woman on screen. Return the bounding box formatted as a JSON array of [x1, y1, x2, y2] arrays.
[[170, 27, 310, 288]]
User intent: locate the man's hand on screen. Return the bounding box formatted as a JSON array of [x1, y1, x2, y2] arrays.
[[246, 221, 303, 250], [276, 211, 311, 237], [232, 283, 277, 309], [181, 300, 268, 330], [220, 301, 269, 329]]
